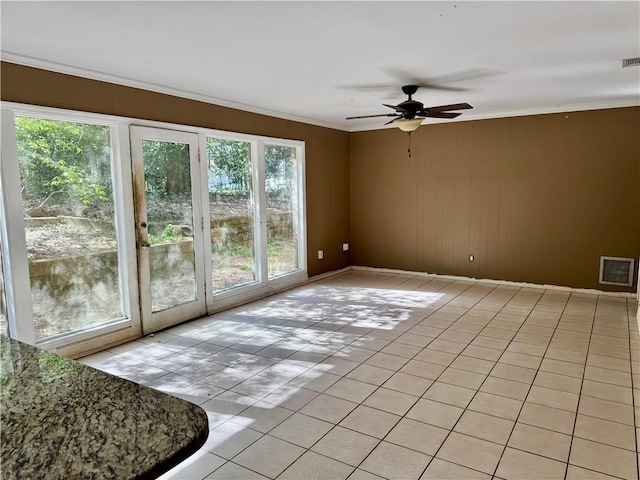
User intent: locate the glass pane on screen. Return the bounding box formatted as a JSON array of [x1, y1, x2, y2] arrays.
[[265, 145, 298, 278], [142, 140, 197, 311], [0, 246, 7, 336], [207, 138, 256, 292], [15, 117, 122, 339]]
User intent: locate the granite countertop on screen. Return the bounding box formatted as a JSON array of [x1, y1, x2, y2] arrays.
[[0, 335, 208, 479]]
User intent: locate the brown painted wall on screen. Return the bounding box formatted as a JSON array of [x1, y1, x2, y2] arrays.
[[350, 108, 640, 292], [1, 62, 351, 277]]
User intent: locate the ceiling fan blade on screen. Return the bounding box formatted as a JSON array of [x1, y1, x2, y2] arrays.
[[426, 103, 473, 113], [420, 112, 462, 119], [345, 113, 399, 120], [384, 117, 401, 126], [379, 68, 468, 92], [416, 83, 465, 92], [384, 67, 501, 92], [383, 103, 410, 113]]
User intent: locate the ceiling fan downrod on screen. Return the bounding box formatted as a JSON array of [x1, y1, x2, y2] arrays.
[[402, 85, 419, 101]]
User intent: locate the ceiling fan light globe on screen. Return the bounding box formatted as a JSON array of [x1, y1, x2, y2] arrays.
[[396, 118, 423, 132]]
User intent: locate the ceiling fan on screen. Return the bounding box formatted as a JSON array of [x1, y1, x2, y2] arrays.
[[345, 85, 473, 132]]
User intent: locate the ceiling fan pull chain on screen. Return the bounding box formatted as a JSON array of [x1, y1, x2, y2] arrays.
[[408, 131, 412, 158]]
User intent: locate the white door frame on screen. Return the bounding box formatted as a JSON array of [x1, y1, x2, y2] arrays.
[[130, 126, 207, 334]]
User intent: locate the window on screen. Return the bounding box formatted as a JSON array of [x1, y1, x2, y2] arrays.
[[207, 138, 257, 292], [14, 116, 127, 340], [265, 144, 300, 278], [0, 248, 7, 336], [206, 137, 306, 304]]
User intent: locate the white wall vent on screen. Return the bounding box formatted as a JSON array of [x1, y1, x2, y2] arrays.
[[599, 256, 634, 286], [622, 57, 640, 67]]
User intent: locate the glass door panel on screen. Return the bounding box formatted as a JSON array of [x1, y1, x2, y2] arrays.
[[130, 127, 205, 334], [0, 247, 7, 336], [206, 138, 257, 292], [143, 140, 197, 311], [264, 145, 299, 278], [15, 117, 124, 340]]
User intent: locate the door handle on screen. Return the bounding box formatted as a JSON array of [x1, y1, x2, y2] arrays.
[[140, 241, 150, 248]]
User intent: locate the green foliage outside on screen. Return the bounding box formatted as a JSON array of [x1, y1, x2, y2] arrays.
[[16, 118, 196, 215], [148, 224, 185, 245], [15, 118, 296, 216], [15, 117, 112, 215], [212, 244, 254, 273], [15, 118, 298, 275], [207, 139, 295, 202], [207, 139, 251, 192], [267, 235, 293, 255], [142, 140, 191, 200], [264, 145, 296, 203], [213, 244, 254, 259]]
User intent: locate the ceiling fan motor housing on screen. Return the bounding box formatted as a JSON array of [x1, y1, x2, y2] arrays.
[[397, 100, 424, 119]]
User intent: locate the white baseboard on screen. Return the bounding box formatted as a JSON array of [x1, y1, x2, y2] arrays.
[[350, 265, 637, 299], [305, 266, 353, 283]]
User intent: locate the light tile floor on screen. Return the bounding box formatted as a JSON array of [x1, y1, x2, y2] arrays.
[[80, 270, 640, 480]]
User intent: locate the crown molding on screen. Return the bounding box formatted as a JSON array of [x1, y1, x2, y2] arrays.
[[1, 52, 349, 132]]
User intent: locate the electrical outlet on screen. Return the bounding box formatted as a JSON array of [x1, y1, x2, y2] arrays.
[[318, 250, 324, 260], [469, 255, 475, 262], [343, 243, 349, 251]]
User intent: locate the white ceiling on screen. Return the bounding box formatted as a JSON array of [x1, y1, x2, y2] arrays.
[[2, 1, 639, 131]]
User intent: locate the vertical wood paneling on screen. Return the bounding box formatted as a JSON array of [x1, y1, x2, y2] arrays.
[[441, 129, 459, 274], [484, 122, 504, 281], [350, 107, 640, 292], [420, 128, 439, 271], [496, 120, 510, 281], [402, 133, 420, 270], [518, 117, 535, 283], [415, 130, 427, 271], [452, 124, 473, 276], [468, 124, 485, 279]]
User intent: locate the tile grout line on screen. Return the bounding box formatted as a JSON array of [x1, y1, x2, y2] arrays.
[[561, 294, 597, 480], [159, 297, 388, 479], [344, 279, 504, 479], [326, 278, 498, 479], [567, 297, 640, 477], [485, 287, 571, 479], [368, 282, 525, 478], [440, 286, 565, 478], [210, 274, 473, 479], [628, 296, 639, 479], [181, 278, 525, 479], [197, 304, 386, 478]]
